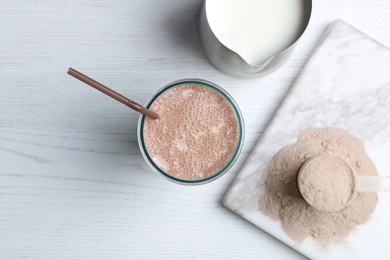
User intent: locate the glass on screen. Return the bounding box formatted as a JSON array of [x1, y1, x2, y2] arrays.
[[137, 79, 244, 185]]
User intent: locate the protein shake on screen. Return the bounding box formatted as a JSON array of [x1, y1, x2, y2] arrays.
[[138, 79, 244, 185]]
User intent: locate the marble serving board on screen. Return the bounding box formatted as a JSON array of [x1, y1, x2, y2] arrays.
[[223, 20, 390, 260]]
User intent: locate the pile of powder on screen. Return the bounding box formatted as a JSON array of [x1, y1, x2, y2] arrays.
[[298, 154, 356, 212], [259, 127, 378, 246]]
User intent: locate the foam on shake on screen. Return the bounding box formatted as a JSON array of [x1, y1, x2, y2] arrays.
[[143, 84, 240, 181]]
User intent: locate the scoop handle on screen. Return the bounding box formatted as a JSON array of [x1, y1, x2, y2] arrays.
[[356, 175, 390, 192]]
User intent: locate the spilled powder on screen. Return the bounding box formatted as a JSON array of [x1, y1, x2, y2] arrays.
[[259, 128, 378, 246], [298, 154, 356, 212]]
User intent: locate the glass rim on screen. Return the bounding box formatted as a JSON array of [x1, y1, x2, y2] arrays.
[[137, 78, 245, 185]]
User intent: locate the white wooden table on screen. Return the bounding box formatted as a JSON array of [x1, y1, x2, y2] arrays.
[[1, 1, 390, 259]]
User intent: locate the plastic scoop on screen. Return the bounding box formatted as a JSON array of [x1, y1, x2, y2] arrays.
[[297, 154, 390, 212]]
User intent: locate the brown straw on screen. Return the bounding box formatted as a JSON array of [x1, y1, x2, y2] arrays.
[[67, 68, 159, 120]]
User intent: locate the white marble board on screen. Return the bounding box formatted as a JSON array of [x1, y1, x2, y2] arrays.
[[223, 20, 390, 260]]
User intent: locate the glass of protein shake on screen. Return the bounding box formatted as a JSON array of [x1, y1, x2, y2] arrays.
[[137, 79, 244, 185]]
